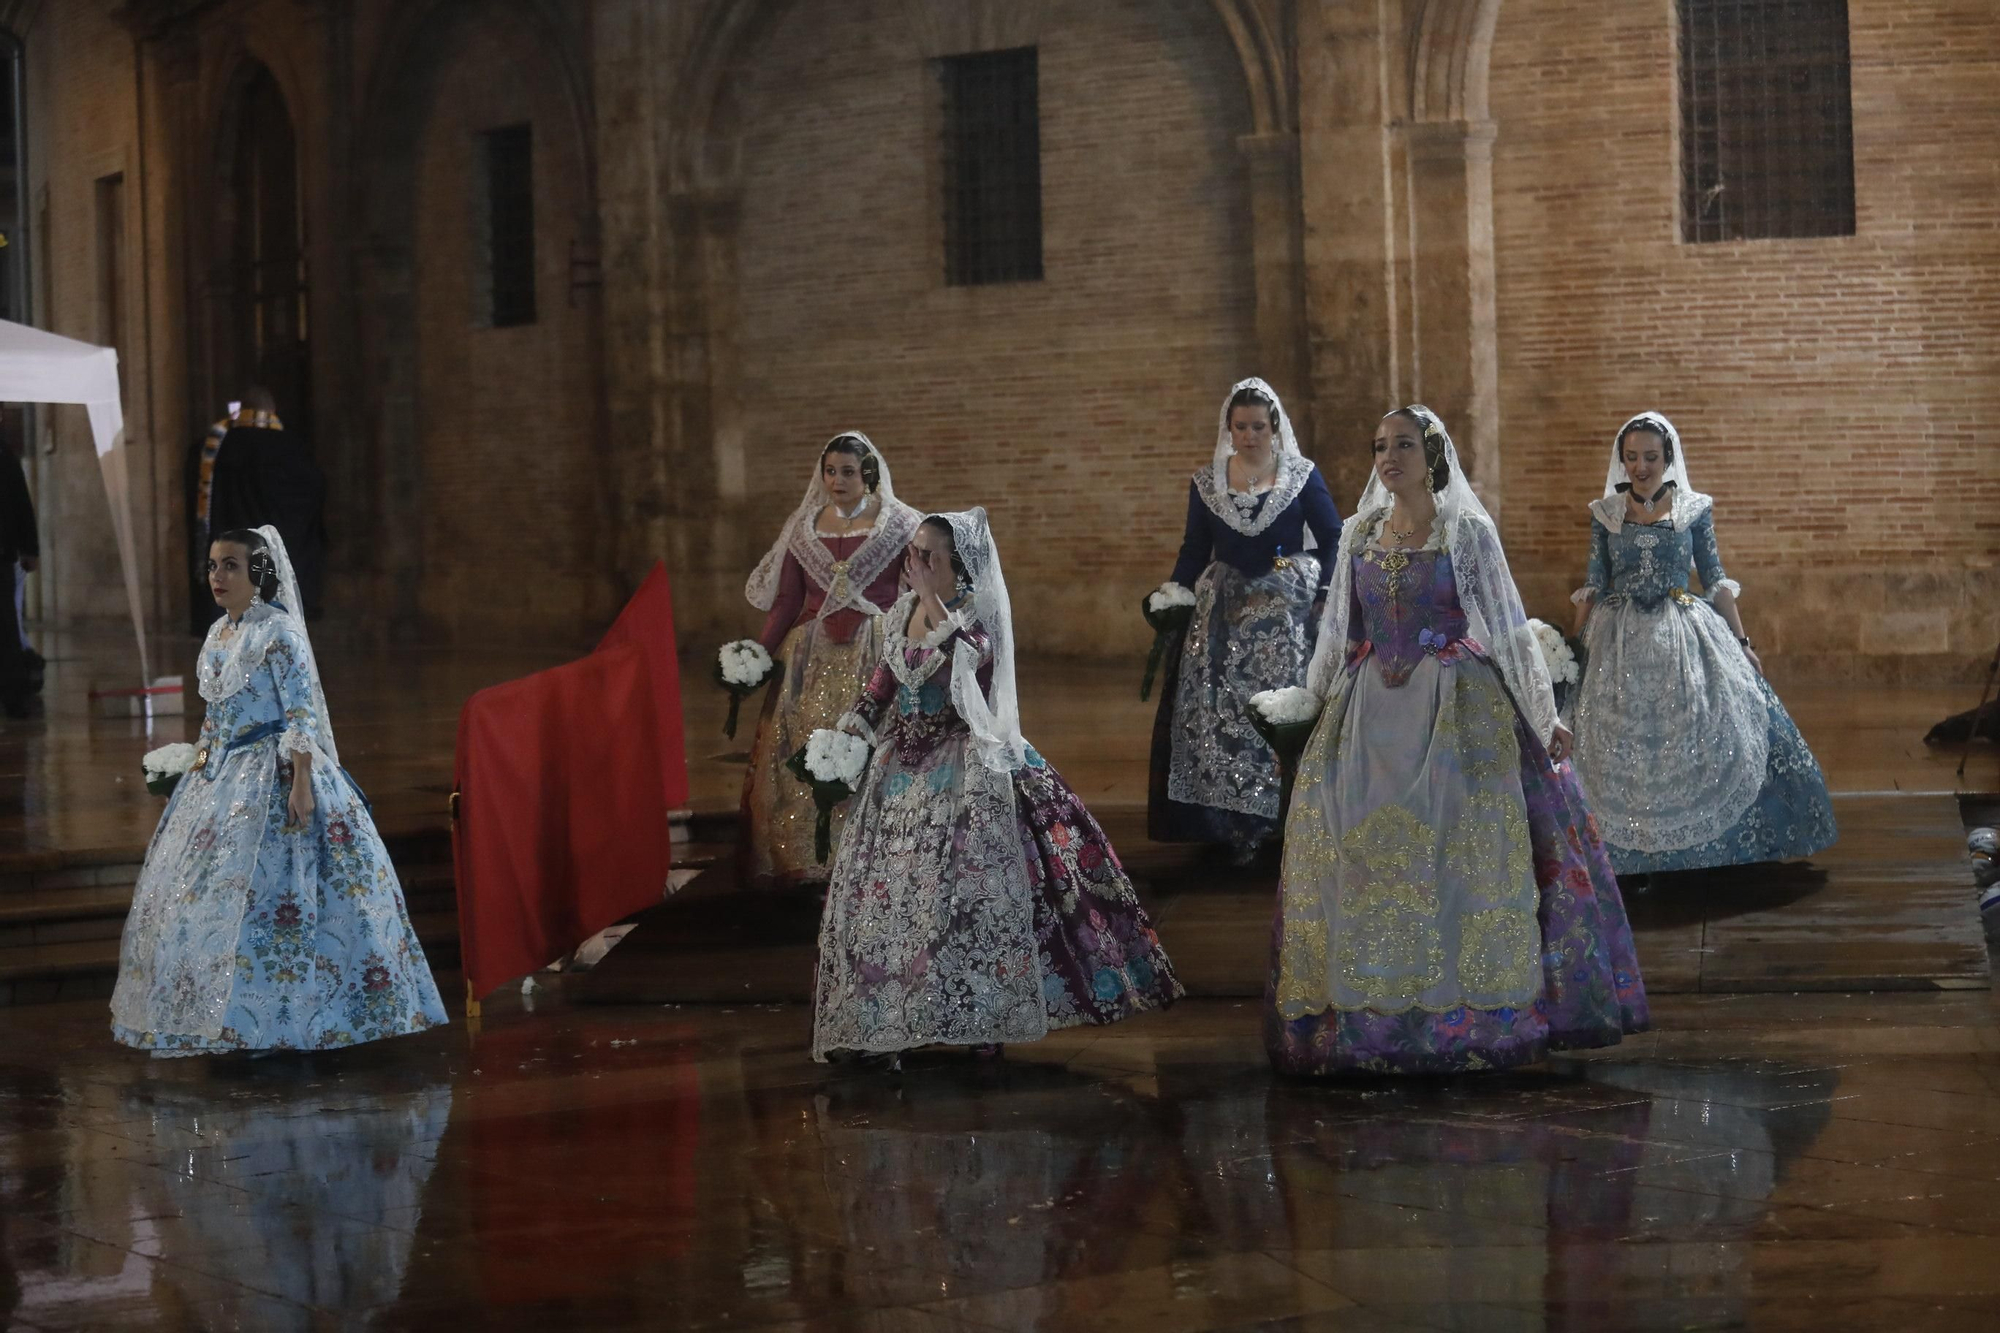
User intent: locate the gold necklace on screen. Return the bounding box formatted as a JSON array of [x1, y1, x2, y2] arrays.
[[1384, 508, 1426, 546]]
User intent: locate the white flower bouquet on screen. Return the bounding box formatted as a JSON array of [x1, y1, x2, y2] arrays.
[[1247, 687, 1321, 818], [141, 742, 198, 798], [715, 639, 778, 739], [786, 728, 871, 862], [1139, 581, 1197, 701], [1527, 618, 1586, 712], [1247, 687, 1320, 760]]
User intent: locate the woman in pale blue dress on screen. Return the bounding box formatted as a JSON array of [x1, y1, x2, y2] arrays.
[[111, 526, 446, 1054], [1568, 412, 1836, 876]]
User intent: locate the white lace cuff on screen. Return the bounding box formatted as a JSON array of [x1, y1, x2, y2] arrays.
[[279, 725, 315, 760], [1710, 578, 1742, 599], [837, 712, 876, 748], [1570, 586, 1599, 607], [919, 607, 972, 650]]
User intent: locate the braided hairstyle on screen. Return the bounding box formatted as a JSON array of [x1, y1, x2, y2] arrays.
[[211, 528, 281, 602], [1226, 383, 1283, 435], [1386, 408, 1453, 494], [822, 434, 882, 492], [1616, 418, 1676, 466]]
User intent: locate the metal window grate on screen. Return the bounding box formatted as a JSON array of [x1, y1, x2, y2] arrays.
[[939, 47, 1043, 286], [482, 123, 536, 326], [1679, 0, 1855, 243]]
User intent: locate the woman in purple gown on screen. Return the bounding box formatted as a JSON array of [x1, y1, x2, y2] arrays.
[[1266, 408, 1648, 1075], [813, 509, 1182, 1066]]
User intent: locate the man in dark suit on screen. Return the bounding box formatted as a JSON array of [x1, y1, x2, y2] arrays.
[[196, 386, 327, 623], [0, 416, 37, 717]]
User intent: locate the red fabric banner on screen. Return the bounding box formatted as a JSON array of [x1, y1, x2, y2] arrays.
[[453, 563, 687, 998]]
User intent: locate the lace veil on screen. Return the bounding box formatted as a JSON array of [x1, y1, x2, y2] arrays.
[[1306, 406, 1559, 744], [1198, 377, 1316, 539], [1595, 411, 1711, 534], [745, 432, 920, 618], [934, 507, 1027, 774], [196, 525, 341, 769]]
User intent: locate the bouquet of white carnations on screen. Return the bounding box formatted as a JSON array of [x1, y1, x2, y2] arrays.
[[141, 743, 198, 798], [786, 727, 871, 862], [1247, 687, 1320, 760], [715, 639, 778, 739], [1139, 582, 1197, 701], [1527, 618, 1585, 713], [1247, 687, 1321, 819]]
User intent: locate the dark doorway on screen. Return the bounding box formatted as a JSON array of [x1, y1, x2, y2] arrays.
[[220, 65, 309, 424]]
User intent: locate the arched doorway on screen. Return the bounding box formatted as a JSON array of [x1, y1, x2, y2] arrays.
[[216, 64, 309, 425]]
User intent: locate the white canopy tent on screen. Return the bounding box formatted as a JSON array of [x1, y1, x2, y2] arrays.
[[0, 319, 150, 690]]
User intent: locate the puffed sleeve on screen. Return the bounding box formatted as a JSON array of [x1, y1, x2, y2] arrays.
[[839, 662, 899, 748], [757, 551, 809, 653], [1574, 519, 1612, 605], [265, 622, 320, 758], [1690, 508, 1741, 599], [1168, 482, 1212, 588], [1301, 466, 1343, 595]]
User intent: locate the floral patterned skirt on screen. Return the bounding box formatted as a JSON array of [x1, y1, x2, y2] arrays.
[[1151, 557, 1320, 849], [813, 724, 1181, 1061], [1265, 657, 1648, 1076], [740, 618, 884, 888], [112, 744, 447, 1055]]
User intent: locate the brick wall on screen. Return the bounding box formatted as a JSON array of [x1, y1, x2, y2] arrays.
[[18, 0, 1995, 681], [1488, 0, 2000, 679], [726, 0, 1263, 656], [408, 12, 609, 643]]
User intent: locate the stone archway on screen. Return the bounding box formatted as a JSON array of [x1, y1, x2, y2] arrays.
[[210, 62, 309, 427], [1402, 0, 1505, 505]]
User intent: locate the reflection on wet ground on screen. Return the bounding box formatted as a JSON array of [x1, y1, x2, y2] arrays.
[[5, 987, 2000, 1330]]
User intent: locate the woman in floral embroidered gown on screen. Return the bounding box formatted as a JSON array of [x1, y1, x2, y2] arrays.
[[112, 527, 445, 1054], [1153, 378, 1342, 860], [814, 509, 1182, 1065], [742, 433, 921, 888], [1267, 409, 1647, 1075], [1568, 412, 1836, 876]]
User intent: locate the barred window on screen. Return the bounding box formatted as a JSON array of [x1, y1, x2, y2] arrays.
[[938, 47, 1042, 286], [1679, 0, 1855, 243], [478, 123, 536, 326]]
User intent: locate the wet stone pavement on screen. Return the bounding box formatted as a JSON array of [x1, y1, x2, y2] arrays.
[[5, 984, 2000, 1331]]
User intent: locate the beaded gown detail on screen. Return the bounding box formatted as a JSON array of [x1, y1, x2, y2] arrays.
[[1267, 524, 1648, 1075], [1570, 499, 1836, 875], [813, 592, 1182, 1060]]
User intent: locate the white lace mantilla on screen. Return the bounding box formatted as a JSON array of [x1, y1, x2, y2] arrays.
[[1193, 452, 1316, 539], [785, 499, 921, 620]]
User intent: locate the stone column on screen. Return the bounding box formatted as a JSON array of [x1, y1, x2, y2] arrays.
[[1295, 0, 1398, 503], [1401, 118, 1501, 510], [1240, 131, 1309, 446]]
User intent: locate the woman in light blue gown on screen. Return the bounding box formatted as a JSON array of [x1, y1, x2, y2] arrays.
[[1567, 413, 1836, 876], [112, 526, 446, 1054]]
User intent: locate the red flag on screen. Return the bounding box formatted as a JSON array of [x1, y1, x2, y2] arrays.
[[453, 564, 687, 998]]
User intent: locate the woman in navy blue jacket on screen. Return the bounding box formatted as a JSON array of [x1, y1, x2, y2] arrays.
[[1148, 378, 1342, 861]]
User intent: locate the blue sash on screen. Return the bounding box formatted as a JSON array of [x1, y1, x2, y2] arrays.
[[193, 720, 371, 809]]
